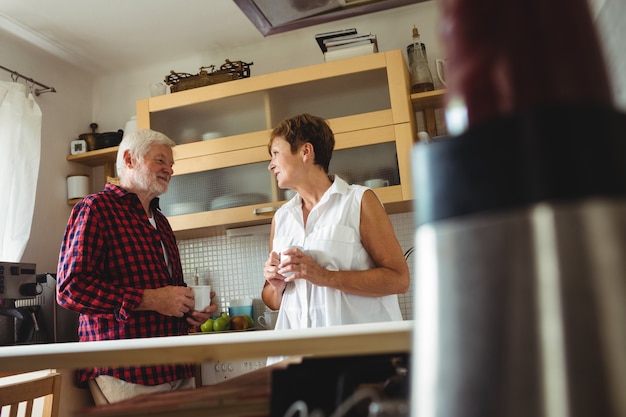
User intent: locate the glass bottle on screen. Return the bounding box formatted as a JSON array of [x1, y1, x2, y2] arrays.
[[407, 25, 434, 93]]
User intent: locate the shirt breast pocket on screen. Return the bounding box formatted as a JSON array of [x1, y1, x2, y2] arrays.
[[308, 225, 357, 271]]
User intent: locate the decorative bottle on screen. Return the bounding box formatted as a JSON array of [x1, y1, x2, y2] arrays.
[[407, 25, 434, 93]]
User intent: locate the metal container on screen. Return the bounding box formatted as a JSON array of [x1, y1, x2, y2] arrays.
[[410, 105, 626, 417]]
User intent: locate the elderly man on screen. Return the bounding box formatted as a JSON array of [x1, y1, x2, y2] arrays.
[[57, 129, 216, 404]]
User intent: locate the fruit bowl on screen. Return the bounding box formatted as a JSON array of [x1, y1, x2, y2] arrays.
[[192, 313, 256, 334]]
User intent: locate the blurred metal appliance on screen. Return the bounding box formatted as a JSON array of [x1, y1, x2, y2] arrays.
[[0, 264, 77, 345], [411, 105, 626, 417], [0, 262, 45, 345], [24, 273, 79, 344]]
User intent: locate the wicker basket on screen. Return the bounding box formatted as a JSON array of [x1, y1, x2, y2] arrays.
[[165, 59, 253, 93]]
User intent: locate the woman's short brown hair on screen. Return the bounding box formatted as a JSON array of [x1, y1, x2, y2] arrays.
[[268, 113, 335, 173]]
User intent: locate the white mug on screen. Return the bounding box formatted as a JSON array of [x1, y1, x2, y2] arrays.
[[258, 310, 279, 330], [435, 59, 447, 87], [364, 178, 389, 188], [189, 285, 211, 311], [280, 246, 304, 278]]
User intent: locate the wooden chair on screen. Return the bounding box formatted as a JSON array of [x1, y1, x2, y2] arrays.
[[0, 371, 61, 417]]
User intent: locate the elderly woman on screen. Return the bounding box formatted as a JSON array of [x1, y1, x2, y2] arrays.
[[262, 114, 410, 348]]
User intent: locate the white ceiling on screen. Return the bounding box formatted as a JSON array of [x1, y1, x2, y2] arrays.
[[0, 0, 267, 74], [1, 0, 607, 76]]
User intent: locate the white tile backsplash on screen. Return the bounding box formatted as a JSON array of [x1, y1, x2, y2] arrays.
[[178, 212, 416, 322]]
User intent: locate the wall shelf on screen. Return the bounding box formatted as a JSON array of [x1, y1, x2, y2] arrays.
[[66, 147, 118, 167], [410, 89, 446, 111]]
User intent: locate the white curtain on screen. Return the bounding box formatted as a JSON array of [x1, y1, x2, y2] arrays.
[[0, 81, 42, 262]]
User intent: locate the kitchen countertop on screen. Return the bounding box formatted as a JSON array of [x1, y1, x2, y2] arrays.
[[0, 321, 413, 373]]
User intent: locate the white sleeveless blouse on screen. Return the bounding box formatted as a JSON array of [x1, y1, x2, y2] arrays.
[[271, 176, 403, 331]]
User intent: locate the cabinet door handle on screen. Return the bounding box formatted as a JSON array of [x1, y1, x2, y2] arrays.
[[253, 206, 279, 216]]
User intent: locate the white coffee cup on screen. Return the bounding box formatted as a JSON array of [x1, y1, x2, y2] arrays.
[[280, 246, 304, 278], [189, 285, 212, 311], [364, 178, 389, 188], [258, 310, 279, 330]]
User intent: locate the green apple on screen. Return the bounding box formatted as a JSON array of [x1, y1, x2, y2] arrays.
[[213, 316, 230, 332], [200, 318, 214, 333]]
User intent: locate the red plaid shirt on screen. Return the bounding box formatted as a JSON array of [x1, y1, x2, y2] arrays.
[[57, 183, 193, 387]]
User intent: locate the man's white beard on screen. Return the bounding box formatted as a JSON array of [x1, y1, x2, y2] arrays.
[[134, 162, 168, 196]]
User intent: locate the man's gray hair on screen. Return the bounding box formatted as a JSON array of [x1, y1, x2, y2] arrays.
[[116, 129, 175, 179]]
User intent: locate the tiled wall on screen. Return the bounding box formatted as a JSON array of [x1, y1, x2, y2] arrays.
[[178, 212, 416, 323]]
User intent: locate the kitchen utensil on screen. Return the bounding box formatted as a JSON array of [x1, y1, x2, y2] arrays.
[[79, 123, 99, 151], [189, 285, 212, 311], [78, 123, 123, 151], [94, 129, 123, 149], [258, 310, 278, 330]]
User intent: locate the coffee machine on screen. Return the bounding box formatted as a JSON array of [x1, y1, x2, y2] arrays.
[[0, 261, 47, 345]]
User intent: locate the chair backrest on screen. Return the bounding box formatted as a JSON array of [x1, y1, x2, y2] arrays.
[[0, 371, 61, 417]]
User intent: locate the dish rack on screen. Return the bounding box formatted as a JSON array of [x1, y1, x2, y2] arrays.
[[164, 59, 253, 93]]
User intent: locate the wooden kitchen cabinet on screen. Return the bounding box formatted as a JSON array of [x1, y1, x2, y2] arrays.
[[67, 50, 444, 238], [137, 49, 417, 238]]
